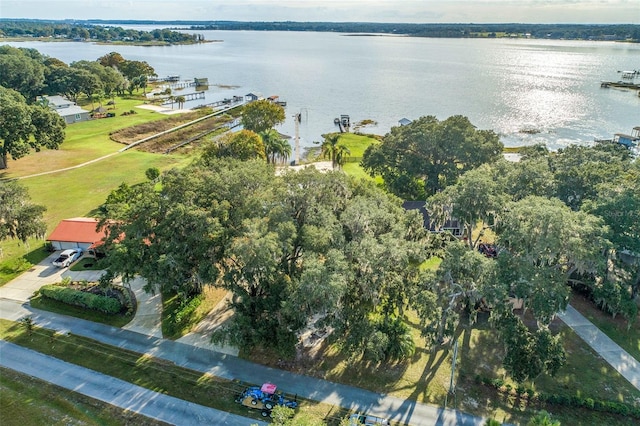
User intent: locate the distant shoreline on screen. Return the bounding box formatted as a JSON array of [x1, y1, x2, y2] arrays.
[[1, 19, 638, 43], [0, 36, 220, 46]]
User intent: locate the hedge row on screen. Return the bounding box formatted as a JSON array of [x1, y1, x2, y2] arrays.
[[475, 375, 640, 418], [39, 285, 122, 314]]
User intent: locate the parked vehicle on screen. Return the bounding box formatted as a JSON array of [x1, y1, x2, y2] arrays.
[[52, 249, 83, 268], [349, 413, 390, 426], [235, 382, 298, 417]]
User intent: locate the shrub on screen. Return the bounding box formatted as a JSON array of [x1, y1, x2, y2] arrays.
[[40, 284, 121, 314], [20, 316, 35, 335], [164, 294, 203, 336], [475, 374, 640, 419]]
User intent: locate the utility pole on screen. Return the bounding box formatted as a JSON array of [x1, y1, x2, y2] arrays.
[[293, 112, 301, 165]]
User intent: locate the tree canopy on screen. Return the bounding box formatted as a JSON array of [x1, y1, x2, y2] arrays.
[[362, 115, 503, 199], [0, 86, 66, 169], [240, 99, 286, 134], [0, 45, 46, 102], [0, 180, 47, 244], [202, 129, 266, 161], [99, 158, 427, 357]]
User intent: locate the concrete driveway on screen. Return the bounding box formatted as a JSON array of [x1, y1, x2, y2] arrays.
[[0, 252, 162, 339], [0, 252, 104, 302], [0, 252, 489, 426]]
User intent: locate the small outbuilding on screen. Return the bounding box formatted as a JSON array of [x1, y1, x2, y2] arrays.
[[47, 217, 107, 253], [398, 118, 413, 126], [245, 92, 263, 101]]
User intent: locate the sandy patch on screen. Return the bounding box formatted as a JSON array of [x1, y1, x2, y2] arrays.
[[275, 161, 335, 175], [135, 104, 193, 115]]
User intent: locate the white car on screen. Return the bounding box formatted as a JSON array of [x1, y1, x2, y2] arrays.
[[349, 413, 390, 426], [52, 249, 83, 268]]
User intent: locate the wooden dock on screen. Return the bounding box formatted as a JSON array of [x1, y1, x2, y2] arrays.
[[162, 81, 197, 89], [161, 91, 205, 105], [334, 114, 350, 133], [195, 96, 245, 110]]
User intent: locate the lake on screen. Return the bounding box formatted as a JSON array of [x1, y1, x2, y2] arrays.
[[6, 31, 640, 151]]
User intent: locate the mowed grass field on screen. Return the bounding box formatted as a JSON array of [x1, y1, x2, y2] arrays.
[[0, 96, 191, 284]]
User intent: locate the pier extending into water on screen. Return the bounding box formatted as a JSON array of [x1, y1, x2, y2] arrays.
[[161, 91, 206, 105], [334, 114, 351, 133]]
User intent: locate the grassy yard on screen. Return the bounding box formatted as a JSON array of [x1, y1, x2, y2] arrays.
[[0, 367, 169, 426], [337, 133, 380, 157], [0, 318, 354, 425], [249, 309, 639, 426], [161, 286, 229, 339], [334, 133, 384, 184], [0, 95, 192, 287], [569, 291, 640, 361], [0, 97, 168, 179], [455, 318, 640, 425]]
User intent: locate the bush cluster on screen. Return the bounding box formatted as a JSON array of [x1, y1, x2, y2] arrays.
[[39, 284, 122, 314], [163, 294, 203, 336], [118, 286, 135, 316], [475, 375, 640, 418]]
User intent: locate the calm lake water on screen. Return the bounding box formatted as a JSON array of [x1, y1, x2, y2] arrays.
[[6, 31, 640, 151]]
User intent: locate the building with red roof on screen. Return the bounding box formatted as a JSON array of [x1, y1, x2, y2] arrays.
[[47, 217, 108, 253]]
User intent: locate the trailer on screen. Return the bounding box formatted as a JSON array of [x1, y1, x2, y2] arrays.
[[235, 382, 298, 417]]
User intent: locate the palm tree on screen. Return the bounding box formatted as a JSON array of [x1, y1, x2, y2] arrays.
[[260, 129, 292, 164], [175, 95, 186, 110], [321, 133, 350, 169]]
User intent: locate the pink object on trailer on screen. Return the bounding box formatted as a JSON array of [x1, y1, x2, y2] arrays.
[[261, 383, 277, 394]]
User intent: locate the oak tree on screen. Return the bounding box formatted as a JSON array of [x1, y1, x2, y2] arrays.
[[362, 115, 503, 198], [0, 86, 66, 169], [240, 99, 286, 134]]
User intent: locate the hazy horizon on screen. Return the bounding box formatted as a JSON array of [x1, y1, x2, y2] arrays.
[[2, 0, 639, 25]]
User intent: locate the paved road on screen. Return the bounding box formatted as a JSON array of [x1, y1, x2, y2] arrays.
[[0, 298, 483, 426], [0, 254, 486, 425], [557, 304, 640, 392], [0, 340, 265, 426]]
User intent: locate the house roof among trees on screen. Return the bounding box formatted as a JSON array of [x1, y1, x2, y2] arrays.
[[402, 201, 461, 232], [47, 217, 106, 244]]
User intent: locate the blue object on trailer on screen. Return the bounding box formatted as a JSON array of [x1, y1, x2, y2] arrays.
[[236, 382, 298, 416]]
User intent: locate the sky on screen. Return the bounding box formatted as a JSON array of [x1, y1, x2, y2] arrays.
[[1, 0, 639, 24]]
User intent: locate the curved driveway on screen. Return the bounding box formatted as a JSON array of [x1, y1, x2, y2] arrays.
[[0, 254, 486, 426]]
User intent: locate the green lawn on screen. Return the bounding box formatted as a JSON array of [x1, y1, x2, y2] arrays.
[[1, 97, 168, 179], [569, 291, 640, 361], [0, 319, 353, 425], [334, 133, 384, 184], [336, 133, 380, 157], [0, 367, 168, 426], [455, 320, 639, 425], [0, 95, 192, 287]]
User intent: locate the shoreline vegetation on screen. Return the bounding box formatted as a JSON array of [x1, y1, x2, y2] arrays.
[[0, 19, 638, 43]]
